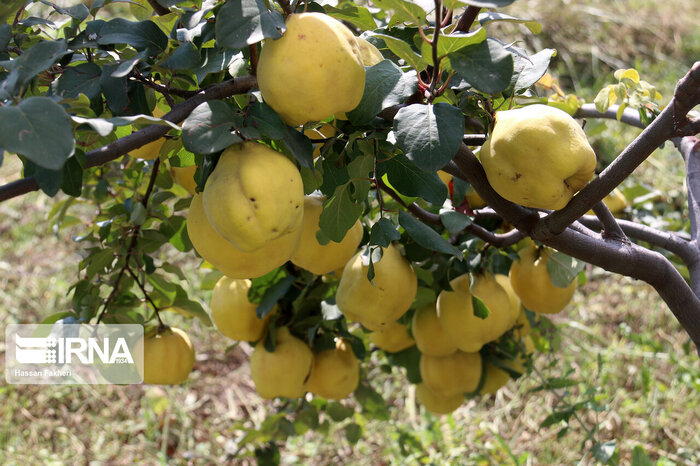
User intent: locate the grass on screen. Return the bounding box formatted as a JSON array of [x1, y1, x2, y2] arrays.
[[2, 0, 700, 464]]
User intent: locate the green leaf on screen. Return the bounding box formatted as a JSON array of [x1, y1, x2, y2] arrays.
[[324, 5, 377, 31], [372, 0, 429, 26], [546, 251, 585, 288], [381, 153, 447, 205], [393, 103, 464, 173], [281, 126, 314, 169], [0, 24, 11, 50], [344, 423, 362, 445], [326, 402, 354, 422], [591, 441, 617, 464], [147, 273, 178, 305], [247, 101, 286, 140], [215, 0, 285, 50], [0, 97, 75, 170], [472, 295, 490, 319], [256, 275, 295, 319], [630, 446, 653, 466], [478, 12, 542, 34], [0, 39, 68, 99], [347, 60, 418, 125], [449, 38, 514, 94], [369, 217, 400, 247], [386, 345, 422, 383], [354, 383, 389, 420], [100, 62, 130, 114], [319, 184, 364, 243], [0, 1, 26, 24], [372, 33, 428, 72], [52, 62, 102, 99], [60, 154, 84, 197], [159, 41, 201, 70], [72, 114, 179, 137], [23, 161, 62, 197], [86, 249, 116, 278], [169, 286, 213, 326], [398, 211, 462, 259], [510, 47, 556, 92], [97, 18, 168, 54], [420, 29, 487, 67], [440, 210, 472, 235], [160, 216, 192, 252], [40, 311, 79, 325], [182, 100, 242, 154]]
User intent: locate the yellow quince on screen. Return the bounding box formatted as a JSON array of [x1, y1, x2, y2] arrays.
[[307, 338, 360, 400], [202, 142, 304, 252], [415, 382, 463, 415], [210, 276, 274, 342], [479, 104, 596, 210], [257, 12, 365, 126], [368, 321, 415, 353], [411, 304, 457, 357], [419, 350, 482, 397]]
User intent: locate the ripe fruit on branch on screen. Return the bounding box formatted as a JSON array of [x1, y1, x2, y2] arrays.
[[436, 272, 519, 353], [138, 326, 195, 385], [356, 37, 383, 66], [368, 321, 415, 353], [479, 362, 511, 395], [306, 338, 360, 400], [250, 327, 314, 399], [411, 304, 457, 357], [336, 244, 417, 331], [419, 350, 482, 397], [509, 243, 576, 314], [128, 106, 167, 160], [202, 142, 304, 252], [291, 196, 363, 275], [415, 382, 463, 415], [187, 194, 301, 279], [257, 12, 365, 126], [210, 276, 274, 342], [479, 104, 596, 210]]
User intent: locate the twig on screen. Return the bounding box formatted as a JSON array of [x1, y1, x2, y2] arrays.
[[427, 0, 442, 97], [591, 201, 627, 241], [676, 135, 700, 297], [0, 75, 258, 203], [277, 0, 293, 15], [453, 5, 480, 33], [146, 0, 170, 16], [574, 103, 645, 129], [126, 266, 164, 326]]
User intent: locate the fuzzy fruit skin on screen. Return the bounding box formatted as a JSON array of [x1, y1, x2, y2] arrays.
[[415, 382, 463, 415], [139, 327, 195, 385], [368, 321, 415, 353], [210, 277, 273, 341], [171, 164, 197, 195], [187, 194, 301, 279], [412, 304, 457, 357], [250, 328, 314, 399], [479, 104, 596, 210], [509, 243, 576, 314], [306, 338, 360, 400], [357, 37, 383, 66], [291, 196, 363, 275], [257, 13, 365, 126], [202, 142, 303, 252], [336, 244, 417, 331], [479, 363, 511, 395], [419, 350, 482, 397], [436, 272, 519, 353]]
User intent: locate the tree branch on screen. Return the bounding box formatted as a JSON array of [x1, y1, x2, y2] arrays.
[[574, 103, 645, 129], [676, 135, 700, 296], [146, 0, 170, 16], [0, 75, 258, 203], [454, 6, 480, 33], [535, 62, 700, 237], [591, 201, 627, 241]]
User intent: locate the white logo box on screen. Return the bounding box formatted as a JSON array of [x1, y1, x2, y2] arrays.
[[5, 324, 143, 384]]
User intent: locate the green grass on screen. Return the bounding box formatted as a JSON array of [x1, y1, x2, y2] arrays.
[[2, 0, 700, 464]]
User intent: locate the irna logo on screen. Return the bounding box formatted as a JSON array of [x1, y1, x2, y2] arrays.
[[14, 334, 134, 365]]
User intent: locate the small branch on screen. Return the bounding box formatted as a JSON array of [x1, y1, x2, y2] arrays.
[[453, 5, 480, 33], [466, 224, 525, 248], [277, 0, 293, 15], [677, 135, 700, 296], [378, 178, 442, 224], [591, 201, 627, 241], [126, 266, 164, 327], [146, 0, 170, 16], [574, 103, 645, 129], [0, 75, 258, 203], [427, 0, 442, 96], [134, 77, 199, 98], [249, 44, 259, 75]]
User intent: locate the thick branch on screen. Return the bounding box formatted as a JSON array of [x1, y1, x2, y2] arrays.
[[0, 75, 258, 203], [678, 135, 700, 296], [146, 0, 170, 16], [454, 6, 480, 32], [536, 62, 700, 237]]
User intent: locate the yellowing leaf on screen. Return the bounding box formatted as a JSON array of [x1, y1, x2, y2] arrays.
[[614, 68, 640, 83]]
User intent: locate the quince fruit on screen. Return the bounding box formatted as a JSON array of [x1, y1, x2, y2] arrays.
[[250, 327, 313, 399], [171, 164, 197, 195], [419, 350, 482, 397], [411, 304, 457, 357], [415, 382, 463, 415], [357, 37, 383, 66], [291, 196, 363, 275], [257, 12, 365, 126], [509, 243, 576, 314], [210, 276, 274, 342], [336, 244, 417, 331], [202, 142, 304, 252], [187, 194, 301, 279], [479, 104, 596, 210], [138, 326, 195, 385], [368, 321, 415, 353], [479, 362, 511, 395], [306, 338, 360, 399], [436, 272, 519, 353]]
